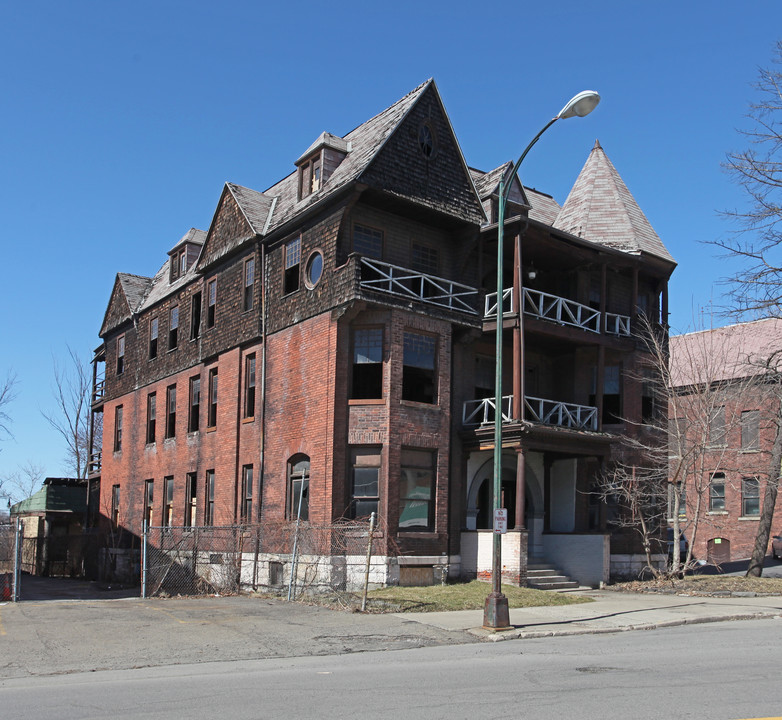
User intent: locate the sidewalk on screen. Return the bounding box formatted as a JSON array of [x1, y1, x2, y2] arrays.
[[401, 588, 782, 640]]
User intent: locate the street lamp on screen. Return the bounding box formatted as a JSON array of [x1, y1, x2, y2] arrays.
[[484, 90, 600, 630]]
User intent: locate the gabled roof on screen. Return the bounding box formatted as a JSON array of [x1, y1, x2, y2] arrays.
[[227, 183, 276, 235], [469, 164, 560, 225], [99, 272, 153, 336], [670, 317, 782, 387], [295, 132, 350, 165], [554, 140, 674, 264], [168, 227, 206, 254], [118, 273, 153, 312]]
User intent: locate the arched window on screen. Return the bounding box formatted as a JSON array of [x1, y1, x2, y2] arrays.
[[287, 454, 310, 521]]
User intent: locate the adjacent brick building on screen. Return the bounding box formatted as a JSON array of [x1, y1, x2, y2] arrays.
[[89, 80, 675, 587], [670, 319, 782, 563]]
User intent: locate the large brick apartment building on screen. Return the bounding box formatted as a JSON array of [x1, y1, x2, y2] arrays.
[[89, 80, 676, 587]]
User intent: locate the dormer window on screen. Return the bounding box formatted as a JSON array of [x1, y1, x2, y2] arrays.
[[295, 132, 349, 201], [298, 155, 322, 200], [170, 248, 187, 282]]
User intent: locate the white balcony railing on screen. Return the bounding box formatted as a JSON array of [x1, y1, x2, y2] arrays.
[[523, 288, 600, 333], [483, 287, 632, 337], [524, 396, 598, 431], [605, 312, 631, 336], [359, 257, 479, 314], [463, 395, 598, 431], [462, 395, 513, 426]]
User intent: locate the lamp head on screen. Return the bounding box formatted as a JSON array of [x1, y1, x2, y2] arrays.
[[557, 91, 600, 120]]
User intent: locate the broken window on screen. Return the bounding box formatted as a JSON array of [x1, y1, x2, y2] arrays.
[[205, 470, 215, 526], [163, 476, 173, 527], [399, 449, 435, 531], [190, 292, 202, 340], [165, 385, 176, 439], [146, 392, 156, 445], [241, 465, 253, 524], [208, 368, 218, 428], [350, 447, 380, 519], [244, 354, 256, 419], [149, 317, 158, 359], [116, 335, 125, 375], [351, 328, 383, 399], [111, 484, 120, 529], [284, 237, 301, 294], [708, 406, 727, 448], [207, 279, 216, 328], [169, 305, 179, 350], [185, 472, 197, 528], [188, 376, 200, 432], [287, 455, 310, 521], [402, 331, 436, 404], [114, 405, 123, 452], [144, 479, 154, 529]]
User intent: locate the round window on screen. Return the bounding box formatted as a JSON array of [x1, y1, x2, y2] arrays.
[[305, 251, 324, 288], [418, 122, 436, 159]]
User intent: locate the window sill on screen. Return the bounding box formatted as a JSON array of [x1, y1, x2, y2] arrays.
[[707, 510, 728, 515], [400, 400, 440, 410], [738, 516, 761, 521], [242, 416, 255, 424], [206, 426, 216, 433], [349, 398, 385, 405], [167, 347, 178, 353], [397, 530, 436, 538], [739, 449, 760, 454]]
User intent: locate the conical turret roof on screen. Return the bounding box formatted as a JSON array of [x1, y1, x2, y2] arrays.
[[554, 140, 674, 264]]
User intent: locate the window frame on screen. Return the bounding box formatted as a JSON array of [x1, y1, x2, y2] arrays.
[[742, 476, 761, 517], [169, 305, 179, 350], [402, 330, 437, 404], [741, 409, 760, 451], [114, 405, 123, 452], [143, 479, 154, 529], [709, 472, 726, 512], [243, 354, 256, 419], [162, 476, 174, 527], [207, 368, 218, 428], [708, 406, 727, 448], [116, 335, 125, 375], [185, 472, 197, 528], [165, 384, 176, 439], [398, 449, 436, 531], [149, 317, 158, 359], [352, 223, 383, 259], [240, 465, 253, 524], [206, 279, 217, 328], [111, 484, 120, 529], [351, 327, 384, 400], [188, 376, 201, 433], [349, 447, 380, 519], [243, 257, 255, 312], [204, 470, 215, 526], [287, 455, 310, 521], [146, 392, 156, 445], [283, 237, 301, 295], [190, 291, 202, 340]]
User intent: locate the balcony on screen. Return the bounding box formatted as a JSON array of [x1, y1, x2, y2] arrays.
[[92, 378, 105, 405], [88, 451, 102, 475], [483, 287, 631, 337], [463, 395, 598, 431], [359, 257, 480, 315]]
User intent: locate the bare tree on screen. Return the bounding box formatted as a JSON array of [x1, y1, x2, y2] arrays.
[[601, 318, 765, 578], [41, 346, 91, 479], [0, 371, 18, 447], [713, 42, 782, 576], [1, 460, 45, 505]]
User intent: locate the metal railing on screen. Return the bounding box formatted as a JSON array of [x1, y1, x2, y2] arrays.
[[359, 257, 479, 315], [463, 395, 598, 431], [524, 396, 598, 431]]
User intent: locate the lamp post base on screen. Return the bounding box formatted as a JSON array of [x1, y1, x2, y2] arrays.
[[483, 591, 512, 630]]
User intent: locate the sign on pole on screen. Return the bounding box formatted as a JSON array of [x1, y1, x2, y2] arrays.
[[493, 508, 508, 534]]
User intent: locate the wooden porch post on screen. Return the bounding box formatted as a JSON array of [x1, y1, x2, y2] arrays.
[[514, 447, 526, 530]]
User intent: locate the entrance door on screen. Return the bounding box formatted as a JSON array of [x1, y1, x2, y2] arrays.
[[707, 538, 730, 565]]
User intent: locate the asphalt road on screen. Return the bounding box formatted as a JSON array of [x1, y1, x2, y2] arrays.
[[1, 619, 780, 720]]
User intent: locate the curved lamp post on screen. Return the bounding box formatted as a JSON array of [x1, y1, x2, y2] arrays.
[[484, 90, 600, 630]]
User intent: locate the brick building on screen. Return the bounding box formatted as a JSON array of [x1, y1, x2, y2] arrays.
[[89, 80, 675, 587], [670, 319, 782, 564]]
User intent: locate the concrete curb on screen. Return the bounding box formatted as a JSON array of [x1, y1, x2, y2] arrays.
[[469, 610, 782, 641]]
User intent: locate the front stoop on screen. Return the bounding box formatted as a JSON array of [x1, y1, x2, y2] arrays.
[[526, 563, 580, 590]]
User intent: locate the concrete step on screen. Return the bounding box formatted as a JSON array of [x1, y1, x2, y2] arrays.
[[526, 562, 579, 590], [528, 579, 581, 590]]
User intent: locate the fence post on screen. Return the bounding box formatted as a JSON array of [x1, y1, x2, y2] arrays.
[[287, 485, 306, 601], [360, 512, 376, 612], [13, 516, 22, 602], [141, 521, 147, 599]]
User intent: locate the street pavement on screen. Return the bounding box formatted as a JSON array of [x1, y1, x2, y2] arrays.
[[2, 574, 782, 678]]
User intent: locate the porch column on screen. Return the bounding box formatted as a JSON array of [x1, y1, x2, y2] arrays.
[[512, 232, 523, 421], [596, 344, 605, 432], [631, 267, 639, 323], [661, 279, 669, 329], [543, 455, 552, 532], [514, 447, 526, 529]]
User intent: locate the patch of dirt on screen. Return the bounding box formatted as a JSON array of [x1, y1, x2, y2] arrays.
[[609, 575, 782, 596]]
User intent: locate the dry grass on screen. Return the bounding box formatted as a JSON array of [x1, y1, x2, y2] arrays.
[[611, 574, 782, 595], [360, 580, 592, 613]]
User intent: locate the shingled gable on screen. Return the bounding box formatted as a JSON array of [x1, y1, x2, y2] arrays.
[[196, 183, 274, 271], [553, 140, 674, 264], [99, 273, 152, 336], [357, 80, 485, 224]]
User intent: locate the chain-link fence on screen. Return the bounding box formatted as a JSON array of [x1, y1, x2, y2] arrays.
[[0, 521, 21, 601], [143, 516, 397, 600]]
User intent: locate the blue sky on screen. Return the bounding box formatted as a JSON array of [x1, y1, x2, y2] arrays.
[[1, 1, 780, 484]]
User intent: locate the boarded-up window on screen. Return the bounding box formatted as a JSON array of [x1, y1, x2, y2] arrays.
[[708, 406, 726, 447], [741, 410, 759, 451]]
